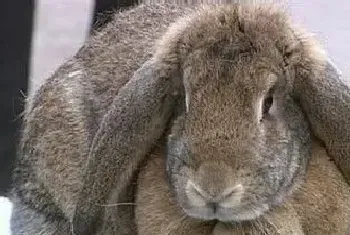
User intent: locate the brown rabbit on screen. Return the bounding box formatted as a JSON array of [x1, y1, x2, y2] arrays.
[[134, 4, 350, 235], [9, 3, 350, 235]]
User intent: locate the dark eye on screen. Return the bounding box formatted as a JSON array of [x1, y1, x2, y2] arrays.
[[263, 96, 273, 115], [262, 88, 274, 118]]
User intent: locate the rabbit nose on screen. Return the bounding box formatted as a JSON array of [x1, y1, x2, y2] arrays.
[[186, 181, 244, 208]]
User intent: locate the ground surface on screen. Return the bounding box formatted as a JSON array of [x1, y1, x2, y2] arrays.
[[0, 0, 349, 234]]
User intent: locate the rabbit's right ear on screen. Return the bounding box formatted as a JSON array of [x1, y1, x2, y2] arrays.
[[292, 54, 350, 184], [72, 57, 184, 234]]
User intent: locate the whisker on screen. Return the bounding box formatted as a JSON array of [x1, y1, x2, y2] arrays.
[[162, 213, 188, 235], [70, 219, 76, 235], [97, 202, 136, 207]]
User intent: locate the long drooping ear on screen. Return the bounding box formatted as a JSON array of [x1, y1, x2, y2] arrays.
[[72, 58, 183, 234], [292, 46, 350, 183]]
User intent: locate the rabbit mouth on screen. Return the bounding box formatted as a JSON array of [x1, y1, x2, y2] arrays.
[[181, 202, 270, 222]]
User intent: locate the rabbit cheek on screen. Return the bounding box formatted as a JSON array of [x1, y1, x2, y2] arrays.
[[165, 134, 193, 196], [260, 101, 312, 205]]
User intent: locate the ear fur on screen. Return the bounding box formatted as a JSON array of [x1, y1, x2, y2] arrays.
[[289, 32, 350, 183], [72, 58, 183, 234]]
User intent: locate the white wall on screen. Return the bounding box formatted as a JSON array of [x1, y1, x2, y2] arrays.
[[288, 0, 350, 77], [29, 0, 94, 93]]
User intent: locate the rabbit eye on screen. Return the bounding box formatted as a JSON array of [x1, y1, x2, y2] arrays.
[[263, 95, 273, 115], [261, 87, 275, 119], [258, 81, 277, 122]]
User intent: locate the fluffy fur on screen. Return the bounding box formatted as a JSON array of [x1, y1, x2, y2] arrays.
[[134, 4, 350, 234], [10, 4, 194, 235], [136, 140, 350, 234], [9, 3, 350, 235]]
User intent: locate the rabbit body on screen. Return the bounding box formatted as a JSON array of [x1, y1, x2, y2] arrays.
[[10, 4, 193, 235], [10, 3, 350, 235]]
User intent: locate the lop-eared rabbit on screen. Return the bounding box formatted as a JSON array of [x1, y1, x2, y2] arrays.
[[10, 3, 350, 235], [135, 4, 350, 235]]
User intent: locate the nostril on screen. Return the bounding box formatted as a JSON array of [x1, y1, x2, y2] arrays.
[[191, 182, 209, 198], [188, 181, 207, 197], [186, 181, 212, 207], [219, 184, 244, 208], [207, 202, 218, 213], [186, 181, 244, 208], [222, 184, 244, 199]]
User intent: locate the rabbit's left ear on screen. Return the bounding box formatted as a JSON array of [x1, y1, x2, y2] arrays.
[[292, 45, 350, 183], [72, 57, 184, 234]]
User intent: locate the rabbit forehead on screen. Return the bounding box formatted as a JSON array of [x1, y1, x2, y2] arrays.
[[175, 4, 292, 99], [182, 56, 280, 113], [175, 4, 293, 57], [183, 49, 281, 89], [180, 64, 283, 141]]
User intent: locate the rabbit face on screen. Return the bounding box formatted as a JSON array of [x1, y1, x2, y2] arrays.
[[163, 6, 313, 222], [166, 54, 311, 222]]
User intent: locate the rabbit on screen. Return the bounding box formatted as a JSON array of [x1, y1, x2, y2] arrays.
[[9, 2, 350, 235], [133, 3, 350, 235]]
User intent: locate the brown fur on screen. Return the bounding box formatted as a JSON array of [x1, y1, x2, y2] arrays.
[[9, 2, 350, 235], [136, 140, 350, 235], [135, 3, 350, 235], [142, 0, 350, 186]]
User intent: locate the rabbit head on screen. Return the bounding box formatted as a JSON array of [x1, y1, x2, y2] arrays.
[[71, 3, 348, 233], [144, 4, 327, 222]]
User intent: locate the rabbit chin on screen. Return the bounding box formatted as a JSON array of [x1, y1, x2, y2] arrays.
[[181, 203, 270, 222]]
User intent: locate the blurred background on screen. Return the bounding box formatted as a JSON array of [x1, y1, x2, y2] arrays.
[[0, 0, 349, 234], [29, 0, 350, 92]]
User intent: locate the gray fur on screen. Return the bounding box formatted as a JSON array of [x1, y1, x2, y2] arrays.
[[9, 2, 350, 235], [10, 4, 192, 235], [295, 61, 350, 182]]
